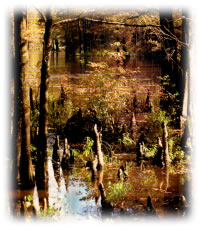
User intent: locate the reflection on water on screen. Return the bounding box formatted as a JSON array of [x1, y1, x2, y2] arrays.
[[10, 134, 191, 220], [10, 150, 190, 220]]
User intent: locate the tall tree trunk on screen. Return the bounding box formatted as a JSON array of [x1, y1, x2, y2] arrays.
[[180, 11, 192, 153], [180, 11, 191, 129], [160, 10, 178, 80], [35, 10, 52, 195], [13, 11, 34, 189], [159, 10, 181, 127]]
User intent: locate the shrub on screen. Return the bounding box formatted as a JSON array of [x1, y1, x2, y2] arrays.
[[106, 181, 132, 202], [82, 136, 94, 160], [144, 110, 186, 164], [144, 109, 170, 145]]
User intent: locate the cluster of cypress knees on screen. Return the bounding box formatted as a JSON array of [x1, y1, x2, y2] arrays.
[[52, 127, 157, 216]]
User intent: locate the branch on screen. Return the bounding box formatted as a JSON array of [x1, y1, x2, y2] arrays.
[[52, 18, 79, 27], [156, 26, 189, 47], [34, 8, 46, 22], [53, 16, 160, 28], [126, 12, 147, 20], [83, 17, 160, 28], [52, 16, 189, 46]]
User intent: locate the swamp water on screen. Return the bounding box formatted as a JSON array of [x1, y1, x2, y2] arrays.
[[10, 51, 191, 221], [10, 133, 191, 221]]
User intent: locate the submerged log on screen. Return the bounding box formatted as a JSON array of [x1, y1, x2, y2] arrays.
[[94, 124, 104, 169]]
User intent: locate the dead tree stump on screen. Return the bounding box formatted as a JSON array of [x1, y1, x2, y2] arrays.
[[136, 141, 145, 169], [144, 89, 152, 112], [130, 111, 137, 138], [139, 142, 145, 170], [61, 138, 70, 169], [117, 161, 128, 180], [153, 137, 164, 168], [94, 124, 104, 169], [52, 135, 62, 164], [162, 121, 170, 168]]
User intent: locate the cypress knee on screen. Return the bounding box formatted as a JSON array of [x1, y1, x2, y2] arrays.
[[94, 124, 104, 169], [162, 121, 170, 167], [52, 135, 62, 163]]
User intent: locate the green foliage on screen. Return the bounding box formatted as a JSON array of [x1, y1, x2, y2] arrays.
[[166, 134, 185, 163], [119, 132, 135, 146], [143, 110, 187, 164], [71, 148, 80, 157], [24, 194, 33, 202], [82, 136, 94, 161], [169, 145, 185, 163], [82, 61, 134, 131], [144, 110, 170, 145], [144, 144, 158, 158], [39, 204, 61, 218], [31, 144, 37, 163], [30, 108, 39, 130], [159, 75, 181, 125], [102, 140, 115, 155], [106, 181, 132, 202], [74, 137, 94, 164], [83, 136, 94, 158]]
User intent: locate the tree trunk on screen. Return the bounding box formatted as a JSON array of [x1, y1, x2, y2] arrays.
[[35, 10, 52, 193], [180, 11, 191, 129], [159, 10, 181, 127], [13, 11, 34, 189], [94, 124, 104, 169], [160, 10, 178, 80]]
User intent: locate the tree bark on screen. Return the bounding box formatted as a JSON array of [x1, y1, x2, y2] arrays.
[[180, 11, 191, 129], [94, 124, 104, 169], [13, 11, 34, 188], [36, 10, 52, 192]]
